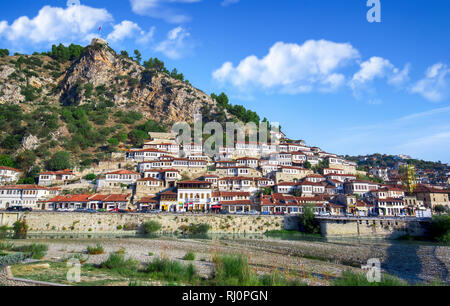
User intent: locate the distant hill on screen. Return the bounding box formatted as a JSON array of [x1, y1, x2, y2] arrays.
[[345, 154, 447, 172]]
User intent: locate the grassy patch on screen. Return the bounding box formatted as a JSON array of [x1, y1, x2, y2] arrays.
[[333, 270, 407, 286], [145, 257, 198, 283], [183, 251, 195, 261], [12, 244, 48, 259], [100, 252, 139, 276], [86, 244, 104, 255]]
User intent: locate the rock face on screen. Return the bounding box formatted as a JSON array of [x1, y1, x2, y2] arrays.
[[58, 38, 219, 123], [0, 38, 224, 124], [22, 135, 40, 150]]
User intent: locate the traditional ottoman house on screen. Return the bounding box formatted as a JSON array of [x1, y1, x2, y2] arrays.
[[177, 180, 213, 212], [275, 166, 313, 184], [0, 185, 59, 210], [97, 170, 140, 191], [135, 177, 165, 200], [211, 191, 252, 213], [159, 190, 178, 212], [136, 196, 160, 211], [38, 169, 76, 186]]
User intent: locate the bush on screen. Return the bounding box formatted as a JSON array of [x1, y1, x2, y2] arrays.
[[212, 254, 255, 286], [145, 257, 197, 283], [100, 252, 139, 275], [84, 173, 97, 181], [299, 203, 320, 234], [13, 220, 28, 239], [183, 252, 195, 261], [12, 244, 48, 259], [46, 151, 71, 171], [181, 223, 211, 235], [0, 241, 14, 251], [86, 244, 104, 255], [0, 252, 27, 267], [143, 221, 162, 234], [0, 226, 11, 239], [429, 216, 450, 244]]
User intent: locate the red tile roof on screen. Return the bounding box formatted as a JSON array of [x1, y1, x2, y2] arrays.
[[0, 166, 21, 172]]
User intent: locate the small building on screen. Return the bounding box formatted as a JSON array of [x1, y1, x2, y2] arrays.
[[0, 166, 21, 184], [38, 169, 76, 186]]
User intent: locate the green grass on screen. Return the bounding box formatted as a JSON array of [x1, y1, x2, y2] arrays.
[[183, 251, 195, 261], [145, 257, 198, 283], [12, 244, 48, 259], [100, 252, 139, 276], [86, 244, 104, 255], [0, 241, 14, 251], [211, 254, 307, 286], [333, 270, 407, 286]]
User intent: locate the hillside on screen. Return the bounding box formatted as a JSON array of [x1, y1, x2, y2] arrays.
[[0, 38, 262, 182], [345, 153, 448, 172]]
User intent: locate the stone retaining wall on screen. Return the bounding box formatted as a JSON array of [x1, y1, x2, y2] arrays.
[[0, 212, 295, 234], [319, 218, 430, 239]]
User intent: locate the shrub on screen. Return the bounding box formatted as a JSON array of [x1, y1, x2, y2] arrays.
[[0, 241, 14, 251], [86, 244, 104, 255], [12, 244, 48, 259], [145, 257, 197, 283], [143, 221, 162, 234], [212, 254, 255, 286], [100, 252, 139, 275], [13, 220, 28, 239], [0, 252, 27, 267], [333, 270, 406, 286], [429, 216, 450, 244], [182, 223, 211, 235], [183, 252, 195, 261], [84, 173, 97, 181], [0, 226, 10, 239]]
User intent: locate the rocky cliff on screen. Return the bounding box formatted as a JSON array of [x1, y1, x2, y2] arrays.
[[0, 38, 220, 124]]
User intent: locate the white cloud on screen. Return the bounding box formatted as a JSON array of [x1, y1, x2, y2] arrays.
[[130, 0, 201, 23], [155, 26, 192, 59], [350, 56, 410, 90], [0, 5, 112, 45], [411, 63, 450, 102], [107, 21, 142, 42], [213, 40, 360, 94], [107, 20, 155, 45]]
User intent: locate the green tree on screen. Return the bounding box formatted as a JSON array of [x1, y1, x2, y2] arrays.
[[300, 203, 320, 234], [46, 151, 72, 171], [0, 49, 9, 57], [134, 49, 142, 64], [304, 161, 312, 170], [0, 154, 15, 167]]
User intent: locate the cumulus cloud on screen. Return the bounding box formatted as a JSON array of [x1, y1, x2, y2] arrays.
[[155, 26, 192, 59], [107, 20, 155, 44], [411, 63, 450, 102], [0, 5, 112, 45], [130, 0, 201, 23], [350, 56, 410, 91], [213, 40, 360, 94]]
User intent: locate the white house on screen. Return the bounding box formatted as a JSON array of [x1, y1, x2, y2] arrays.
[[177, 180, 213, 212], [0, 185, 60, 209], [38, 170, 76, 186], [0, 166, 21, 185]]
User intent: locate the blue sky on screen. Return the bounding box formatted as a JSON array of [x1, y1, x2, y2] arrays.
[[1, 0, 449, 162]]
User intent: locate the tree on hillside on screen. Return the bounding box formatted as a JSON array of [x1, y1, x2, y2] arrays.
[[0, 49, 9, 57], [134, 49, 142, 64], [0, 154, 15, 168], [46, 151, 72, 171]]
